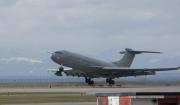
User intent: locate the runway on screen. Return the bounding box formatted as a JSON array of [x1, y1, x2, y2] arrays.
[[4, 102, 96, 105], [1, 87, 180, 95]]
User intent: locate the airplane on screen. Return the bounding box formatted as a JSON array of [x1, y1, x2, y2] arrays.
[[50, 48, 180, 85]]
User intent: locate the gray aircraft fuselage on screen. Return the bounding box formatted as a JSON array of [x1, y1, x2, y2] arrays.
[[51, 50, 117, 78]]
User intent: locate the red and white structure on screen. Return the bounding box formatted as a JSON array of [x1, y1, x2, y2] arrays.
[[96, 92, 180, 105]]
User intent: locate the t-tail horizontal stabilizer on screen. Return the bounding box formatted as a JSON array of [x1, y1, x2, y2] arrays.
[[114, 48, 162, 67], [120, 48, 162, 54]]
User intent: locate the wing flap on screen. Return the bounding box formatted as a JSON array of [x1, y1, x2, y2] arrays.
[[103, 67, 180, 71], [88, 66, 179, 77], [89, 66, 180, 72]]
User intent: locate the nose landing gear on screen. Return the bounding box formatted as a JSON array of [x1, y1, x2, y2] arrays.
[[106, 78, 115, 85], [55, 65, 64, 76]]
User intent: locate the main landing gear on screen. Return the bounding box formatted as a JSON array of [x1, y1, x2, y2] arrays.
[[106, 78, 115, 85], [85, 77, 94, 85], [85, 77, 115, 85]]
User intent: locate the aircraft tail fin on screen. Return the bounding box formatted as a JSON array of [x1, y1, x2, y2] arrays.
[[113, 48, 161, 67]]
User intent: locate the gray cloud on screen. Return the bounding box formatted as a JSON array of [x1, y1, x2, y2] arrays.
[[0, 0, 180, 69]]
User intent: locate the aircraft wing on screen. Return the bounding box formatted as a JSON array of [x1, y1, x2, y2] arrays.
[[96, 67, 180, 71], [88, 66, 180, 78]]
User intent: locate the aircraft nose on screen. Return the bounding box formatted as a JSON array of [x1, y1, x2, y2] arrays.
[[50, 53, 56, 62]]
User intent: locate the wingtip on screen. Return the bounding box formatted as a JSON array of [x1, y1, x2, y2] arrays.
[[158, 52, 163, 54]]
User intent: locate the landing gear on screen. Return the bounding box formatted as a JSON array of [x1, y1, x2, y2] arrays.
[[106, 78, 115, 85], [59, 64, 64, 72], [55, 65, 64, 76], [55, 71, 62, 76], [85, 77, 94, 85]]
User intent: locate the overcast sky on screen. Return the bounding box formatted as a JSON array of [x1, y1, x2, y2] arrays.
[[0, 0, 180, 76]]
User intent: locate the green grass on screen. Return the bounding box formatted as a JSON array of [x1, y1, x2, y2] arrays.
[[0, 83, 97, 104], [0, 92, 96, 104], [0, 82, 86, 88]]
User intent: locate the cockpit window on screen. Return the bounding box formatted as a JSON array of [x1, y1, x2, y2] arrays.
[[55, 51, 63, 54]]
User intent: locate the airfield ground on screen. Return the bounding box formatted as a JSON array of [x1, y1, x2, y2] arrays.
[[0, 82, 180, 104], [4, 102, 97, 105], [0, 82, 127, 88], [0, 82, 173, 88], [0, 92, 95, 104]]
